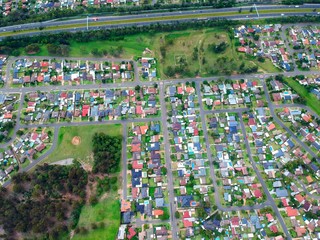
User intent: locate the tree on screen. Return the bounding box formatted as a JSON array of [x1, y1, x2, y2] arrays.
[[92, 133, 122, 174], [165, 66, 175, 77], [25, 43, 40, 54], [253, 34, 260, 41], [16, 130, 24, 136], [91, 48, 101, 56], [208, 42, 228, 54], [159, 210, 170, 220], [12, 49, 21, 57], [175, 211, 180, 219], [135, 85, 140, 91]]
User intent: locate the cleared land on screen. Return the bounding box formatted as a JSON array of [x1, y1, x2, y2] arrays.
[[155, 29, 278, 77], [72, 192, 120, 240], [44, 124, 122, 165], [21, 28, 279, 78]]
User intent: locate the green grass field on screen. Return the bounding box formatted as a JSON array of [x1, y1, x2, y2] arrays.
[[285, 77, 320, 116], [44, 124, 122, 165], [19, 27, 279, 78], [72, 192, 120, 240], [69, 36, 150, 58]]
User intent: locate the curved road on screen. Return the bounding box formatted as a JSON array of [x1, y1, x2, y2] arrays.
[[1, 53, 320, 238]]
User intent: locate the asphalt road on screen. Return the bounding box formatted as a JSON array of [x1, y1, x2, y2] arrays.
[[238, 113, 291, 239], [0, 4, 320, 39], [262, 81, 319, 160], [1, 54, 320, 235], [196, 82, 273, 213], [122, 122, 128, 199], [2, 125, 59, 187], [159, 82, 179, 240]]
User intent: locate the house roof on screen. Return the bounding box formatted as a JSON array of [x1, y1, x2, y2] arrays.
[[121, 199, 131, 212], [140, 125, 148, 135], [127, 227, 136, 240], [183, 219, 193, 228], [286, 207, 299, 217], [270, 225, 278, 233], [153, 209, 164, 216]]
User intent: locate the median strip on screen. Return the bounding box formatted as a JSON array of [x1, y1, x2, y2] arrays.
[[0, 8, 312, 37]]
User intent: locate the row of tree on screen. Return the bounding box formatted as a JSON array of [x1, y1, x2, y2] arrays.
[[1, 15, 319, 57]]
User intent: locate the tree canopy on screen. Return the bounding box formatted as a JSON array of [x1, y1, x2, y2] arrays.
[[0, 163, 87, 239], [92, 132, 122, 174]]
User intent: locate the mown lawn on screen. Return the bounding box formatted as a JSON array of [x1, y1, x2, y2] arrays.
[[44, 124, 122, 165], [68, 35, 151, 58], [72, 192, 120, 240], [285, 77, 320, 116]]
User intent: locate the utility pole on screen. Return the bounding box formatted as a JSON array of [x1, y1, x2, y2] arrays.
[[253, 3, 260, 19], [87, 15, 89, 31]]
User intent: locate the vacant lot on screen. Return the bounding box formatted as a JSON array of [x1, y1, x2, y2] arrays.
[[156, 28, 279, 78], [72, 192, 120, 240], [22, 28, 279, 78], [44, 124, 122, 165]]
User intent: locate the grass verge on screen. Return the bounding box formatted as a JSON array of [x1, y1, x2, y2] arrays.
[[285, 77, 320, 116]]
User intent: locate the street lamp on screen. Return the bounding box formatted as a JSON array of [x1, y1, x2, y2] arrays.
[[87, 15, 89, 31], [253, 4, 260, 19]]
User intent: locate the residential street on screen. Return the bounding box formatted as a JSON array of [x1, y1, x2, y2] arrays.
[[1, 55, 320, 239], [262, 80, 319, 160], [159, 82, 179, 240], [238, 113, 291, 239]]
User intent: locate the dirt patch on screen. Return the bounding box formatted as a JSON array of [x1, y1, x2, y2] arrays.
[[71, 136, 81, 146], [81, 163, 92, 172], [51, 158, 74, 166]]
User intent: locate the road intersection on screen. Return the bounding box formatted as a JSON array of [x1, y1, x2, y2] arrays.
[[1, 55, 320, 239]]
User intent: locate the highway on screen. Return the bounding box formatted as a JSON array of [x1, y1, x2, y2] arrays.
[[0, 4, 319, 39]]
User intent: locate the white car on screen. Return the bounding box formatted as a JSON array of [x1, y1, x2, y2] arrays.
[[295, 5, 299, 8], [281, 13, 285, 16]]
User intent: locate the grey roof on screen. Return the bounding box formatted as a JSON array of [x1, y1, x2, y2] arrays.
[[275, 188, 288, 198], [154, 187, 163, 198], [155, 198, 164, 207]]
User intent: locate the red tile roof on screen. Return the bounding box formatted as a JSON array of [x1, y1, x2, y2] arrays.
[[183, 219, 193, 228], [127, 227, 136, 240], [286, 207, 299, 217]]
